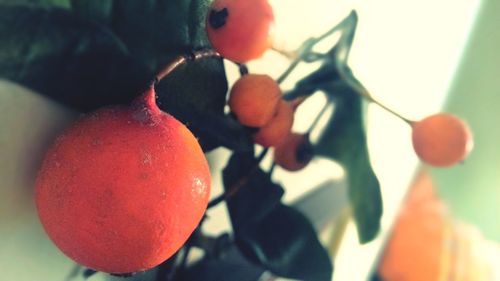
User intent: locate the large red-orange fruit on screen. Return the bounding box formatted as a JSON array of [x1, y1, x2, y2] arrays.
[[35, 87, 211, 273]]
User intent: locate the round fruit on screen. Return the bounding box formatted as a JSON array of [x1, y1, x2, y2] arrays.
[[273, 133, 312, 171], [379, 172, 452, 281], [206, 0, 274, 62], [35, 86, 211, 273], [412, 113, 473, 167], [253, 101, 294, 147], [229, 74, 281, 127]]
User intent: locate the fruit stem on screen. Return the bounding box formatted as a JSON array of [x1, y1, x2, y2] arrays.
[[337, 62, 414, 125], [307, 101, 331, 134], [237, 63, 249, 76], [276, 11, 357, 85], [270, 45, 298, 60], [329, 12, 415, 126], [280, 10, 414, 126], [155, 49, 222, 84], [328, 207, 351, 258]]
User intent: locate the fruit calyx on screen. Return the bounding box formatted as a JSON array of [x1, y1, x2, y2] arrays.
[[131, 86, 162, 125], [209, 8, 229, 29]]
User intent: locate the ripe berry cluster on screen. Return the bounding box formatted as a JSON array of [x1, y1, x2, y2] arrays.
[[207, 0, 313, 171], [206, 0, 473, 169], [227, 73, 312, 171]]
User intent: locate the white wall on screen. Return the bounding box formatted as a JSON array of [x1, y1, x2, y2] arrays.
[[432, 0, 500, 242]]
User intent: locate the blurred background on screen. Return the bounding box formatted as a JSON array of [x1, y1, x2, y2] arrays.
[[1, 0, 499, 280]]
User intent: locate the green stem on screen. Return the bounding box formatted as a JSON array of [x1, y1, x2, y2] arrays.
[[307, 101, 331, 134], [331, 13, 414, 125], [328, 207, 351, 258]]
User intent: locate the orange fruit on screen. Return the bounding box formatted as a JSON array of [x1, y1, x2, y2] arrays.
[[253, 100, 294, 147], [206, 0, 274, 62], [273, 133, 312, 171], [228, 74, 281, 127], [379, 171, 452, 281], [412, 113, 473, 167], [36, 87, 211, 273]]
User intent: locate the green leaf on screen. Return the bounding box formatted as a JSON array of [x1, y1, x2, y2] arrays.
[[0, 6, 152, 111], [238, 204, 333, 281], [223, 153, 284, 229], [71, 0, 228, 117], [70, 0, 230, 151], [179, 111, 254, 153], [70, 0, 113, 24], [223, 153, 333, 281], [0, 2, 240, 152], [0, 0, 70, 8], [315, 86, 383, 243]]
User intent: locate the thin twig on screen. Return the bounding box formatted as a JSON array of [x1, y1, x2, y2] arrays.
[[270, 45, 298, 59], [155, 49, 222, 83], [277, 59, 302, 85], [329, 13, 414, 125], [237, 63, 249, 76], [307, 101, 331, 133], [328, 207, 351, 258], [276, 11, 357, 84]]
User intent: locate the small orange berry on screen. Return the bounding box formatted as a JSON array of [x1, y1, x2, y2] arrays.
[[412, 113, 473, 167], [253, 101, 294, 147], [206, 0, 274, 62], [229, 74, 281, 127], [273, 133, 313, 171]]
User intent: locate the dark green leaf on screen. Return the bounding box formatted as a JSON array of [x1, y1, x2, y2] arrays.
[[223, 154, 333, 281], [70, 0, 230, 151], [1, 2, 238, 151], [0, 6, 152, 111], [71, 0, 228, 117], [70, 0, 113, 24], [315, 85, 383, 243], [296, 62, 340, 88], [222, 153, 284, 229], [237, 204, 333, 281], [173, 110, 253, 152], [180, 254, 264, 281], [0, 0, 70, 8], [284, 62, 343, 101]]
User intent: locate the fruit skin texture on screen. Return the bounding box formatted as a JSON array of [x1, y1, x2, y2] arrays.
[[206, 0, 274, 62], [253, 101, 294, 147], [273, 133, 312, 171], [229, 74, 281, 127], [35, 87, 211, 273], [412, 113, 473, 167]]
